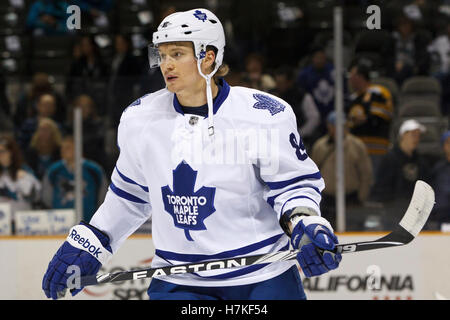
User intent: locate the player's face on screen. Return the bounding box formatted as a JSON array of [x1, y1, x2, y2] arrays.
[[158, 42, 204, 94]]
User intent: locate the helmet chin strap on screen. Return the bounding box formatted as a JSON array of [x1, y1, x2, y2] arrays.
[[196, 59, 219, 137]]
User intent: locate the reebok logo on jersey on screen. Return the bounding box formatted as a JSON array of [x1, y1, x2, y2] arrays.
[[69, 229, 102, 258], [162, 161, 216, 241]]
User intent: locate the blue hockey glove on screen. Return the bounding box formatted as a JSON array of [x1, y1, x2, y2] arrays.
[[42, 221, 112, 299], [291, 216, 342, 277]]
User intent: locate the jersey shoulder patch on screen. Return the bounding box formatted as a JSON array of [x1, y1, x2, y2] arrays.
[[252, 93, 286, 116]]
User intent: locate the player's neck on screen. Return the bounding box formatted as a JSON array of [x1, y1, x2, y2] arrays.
[[176, 81, 219, 107]]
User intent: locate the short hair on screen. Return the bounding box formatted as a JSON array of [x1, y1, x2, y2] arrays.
[[309, 44, 325, 56], [350, 59, 372, 81], [274, 65, 294, 80]]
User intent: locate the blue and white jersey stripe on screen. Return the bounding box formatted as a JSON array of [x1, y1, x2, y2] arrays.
[[109, 166, 150, 204]]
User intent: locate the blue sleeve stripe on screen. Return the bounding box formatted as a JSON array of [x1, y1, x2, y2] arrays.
[[115, 166, 149, 192], [280, 195, 319, 214], [265, 172, 322, 190], [155, 233, 284, 263], [109, 182, 149, 204], [266, 184, 322, 208]]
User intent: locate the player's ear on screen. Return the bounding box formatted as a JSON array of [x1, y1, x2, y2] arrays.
[[201, 49, 216, 73]]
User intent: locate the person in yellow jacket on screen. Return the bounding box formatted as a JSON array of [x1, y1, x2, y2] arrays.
[[346, 61, 394, 172]]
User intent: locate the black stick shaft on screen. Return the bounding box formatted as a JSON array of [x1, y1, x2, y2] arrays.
[[79, 229, 409, 287]]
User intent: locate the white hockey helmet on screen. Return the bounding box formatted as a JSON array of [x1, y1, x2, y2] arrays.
[[150, 9, 226, 136], [149, 8, 225, 70]]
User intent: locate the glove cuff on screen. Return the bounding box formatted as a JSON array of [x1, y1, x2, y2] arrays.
[[66, 223, 113, 265], [298, 215, 334, 234], [79, 221, 110, 247], [280, 206, 319, 236]]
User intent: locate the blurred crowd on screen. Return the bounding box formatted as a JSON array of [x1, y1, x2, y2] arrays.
[[0, 0, 449, 232]]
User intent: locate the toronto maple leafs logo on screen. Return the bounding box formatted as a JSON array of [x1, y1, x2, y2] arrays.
[[161, 161, 216, 241], [252, 94, 286, 116], [193, 10, 207, 22]]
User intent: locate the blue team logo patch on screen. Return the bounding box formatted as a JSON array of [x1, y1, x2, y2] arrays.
[[252, 94, 286, 116], [193, 10, 207, 22], [161, 161, 216, 241]]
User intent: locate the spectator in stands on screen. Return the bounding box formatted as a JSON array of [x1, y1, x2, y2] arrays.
[[26, 0, 71, 35], [66, 94, 106, 169], [16, 93, 64, 151], [0, 109, 12, 134], [296, 45, 335, 136], [43, 135, 107, 222], [228, 0, 278, 67], [427, 130, 450, 229], [371, 119, 431, 204], [241, 53, 276, 92], [72, 0, 113, 30], [110, 34, 142, 127], [66, 36, 109, 101], [24, 118, 62, 180], [311, 111, 373, 229], [0, 71, 11, 132], [346, 60, 394, 173], [428, 19, 450, 115], [271, 65, 321, 149], [14, 72, 66, 128], [0, 134, 41, 217], [385, 14, 431, 85]]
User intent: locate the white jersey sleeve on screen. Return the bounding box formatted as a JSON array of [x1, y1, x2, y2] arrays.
[[90, 102, 152, 253], [256, 94, 324, 221]]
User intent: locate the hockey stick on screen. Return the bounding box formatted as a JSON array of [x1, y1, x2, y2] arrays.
[[78, 180, 434, 287]]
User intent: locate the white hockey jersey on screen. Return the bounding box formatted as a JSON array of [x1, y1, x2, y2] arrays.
[[90, 79, 325, 287]]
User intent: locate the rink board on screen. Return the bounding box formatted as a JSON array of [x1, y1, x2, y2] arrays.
[[0, 233, 449, 300]]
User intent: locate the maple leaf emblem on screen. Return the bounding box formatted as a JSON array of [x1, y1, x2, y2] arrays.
[[161, 161, 216, 241], [252, 94, 286, 116], [193, 10, 207, 22]]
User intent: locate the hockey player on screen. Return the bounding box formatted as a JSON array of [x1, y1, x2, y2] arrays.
[[42, 8, 342, 300]]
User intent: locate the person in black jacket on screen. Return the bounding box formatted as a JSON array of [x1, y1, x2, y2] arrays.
[[385, 14, 431, 85], [109, 34, 142, 127], [371, 119, 431, 203], [370, 119, 432, 226], [66, 36, 109, 102]]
